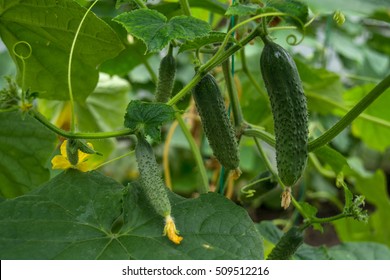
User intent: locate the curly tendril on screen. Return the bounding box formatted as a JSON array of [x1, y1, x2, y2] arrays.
[[12, 41, 32, 60]]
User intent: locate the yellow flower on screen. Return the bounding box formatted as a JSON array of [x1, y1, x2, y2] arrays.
[[51, 140, 94, 172], [163, 215, 183, 245]]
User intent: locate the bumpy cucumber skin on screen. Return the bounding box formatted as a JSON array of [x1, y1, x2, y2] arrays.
[[267, 226, 304, 260], [193, 74, 239, 170], [135, 135, 171, 217], [155, 52, 176, 103], [260, 39, 308, 186]]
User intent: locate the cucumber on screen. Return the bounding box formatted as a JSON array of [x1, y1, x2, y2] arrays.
[[260, 37, 308, 186], [135, 134, 171, 218], [155, 48, 176, 103], [193, 73, 240, 171], [267, 226, 304, 260]]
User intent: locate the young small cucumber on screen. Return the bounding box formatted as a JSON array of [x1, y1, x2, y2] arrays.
[[193, 73, 240, 171], [155, 48, 176, 103], [260, 37, 308, 186], [267, 226, 304, 260], [135, 134, 171, 218]]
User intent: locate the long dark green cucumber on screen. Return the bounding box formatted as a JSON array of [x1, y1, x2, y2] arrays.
[[267, 226, 304, 260], [260, 37, 308, 186], [193, 74, 240, 171], [135, 134, 171, 217], [155, 47, 176, 103]]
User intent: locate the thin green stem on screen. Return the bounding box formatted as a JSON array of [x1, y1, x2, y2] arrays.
[[68, 0, 98, 132], [310, 213, 347, 224], [95, 150, 135, 170], [253, 137, 285, 190], [31, 110, 133, 139], [309, 74, 390, 151], [143, 58, 158, 85], [240, 47, 267, 98], [222, 60, 243, 127], [243, 127, 276, 147], [306, 92, 390, 129], [133, 0, 147, 9], [175, 108, 209, 194], [309, 153, 335, 179], [167, 28, 261, 106], [179, 0, 192, 16]]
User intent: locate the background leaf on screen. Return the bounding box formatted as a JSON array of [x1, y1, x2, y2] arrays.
[[124, 100, 176, 141], [0, 111, 56, 198], [225, 3, 261, 16], [178, 31, 235, 53], [0, 170, 264, 260], [0, 0, 124, 101], [114, 9, 211, 53]]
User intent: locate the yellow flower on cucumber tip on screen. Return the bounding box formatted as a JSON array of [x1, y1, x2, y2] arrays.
[[164, 215, 183, 245], [51, 140, 94, 172]]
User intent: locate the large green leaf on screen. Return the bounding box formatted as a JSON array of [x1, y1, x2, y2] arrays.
[[342, 84, 390, 152], [114, 9, 211, 53], [0, 111, 56, 198], [328, 242, 390, 260], [0, 170, 264, 259], [0, 0, 124, 101]]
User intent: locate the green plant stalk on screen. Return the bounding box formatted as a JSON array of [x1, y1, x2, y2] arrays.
[[68, 0, 98, 132], [168, 28, 261, 107], [309, 153, 335, 178], [309, 74, 390, 151], [143, 58, 158, 84], [240, 48, 267, 98], [252, 137, 285, 190], [221, 60, 243, 127], [179, 0, 192, 16], [175, 109, 209, 194], [306, 92, 390, 129], [31, 110, 133, 139], [133, 0, 147, 9], [243, 127, 276, 147]]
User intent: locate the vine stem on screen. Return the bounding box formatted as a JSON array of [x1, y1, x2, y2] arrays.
[[309, 74, 390, 151], [179, 0, 192, 16], [68, 0, 98, 132], [222, 60, 243, 127], [95, 150, 135, 170], [167, 27, 261, 106], [31, 110, 133, 139], [240, 47, 267, 98], [175, 108, 209, 194]]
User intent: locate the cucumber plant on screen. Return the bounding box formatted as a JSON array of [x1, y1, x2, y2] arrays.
[[0, 0, 388, 260]]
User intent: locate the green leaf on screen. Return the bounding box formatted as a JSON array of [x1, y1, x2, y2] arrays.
[[294, 244, 330, 260], [124, 100, 176, 141], [256, 221, 283, 244], [178, 31, 236, 53], [0, 170, 264, 259], [0, 0, 124, 101], [266, 0, 309, 27], [314, 146, 349, 174], [100, 41, 151, 76], [113, 9, 211, 53], [342, 84, 390, 152], [0, 111, 56, 198], [225, 3, 261, 16], [328, 242, 390, 260]]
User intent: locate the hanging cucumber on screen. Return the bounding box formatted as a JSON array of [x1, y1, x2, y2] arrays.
[[135, 134, 182, 244], [155, 45, 176, 103], [267, 226, 304, 260], [193, 73, 240, 173], [260, 36, 308, 186]]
